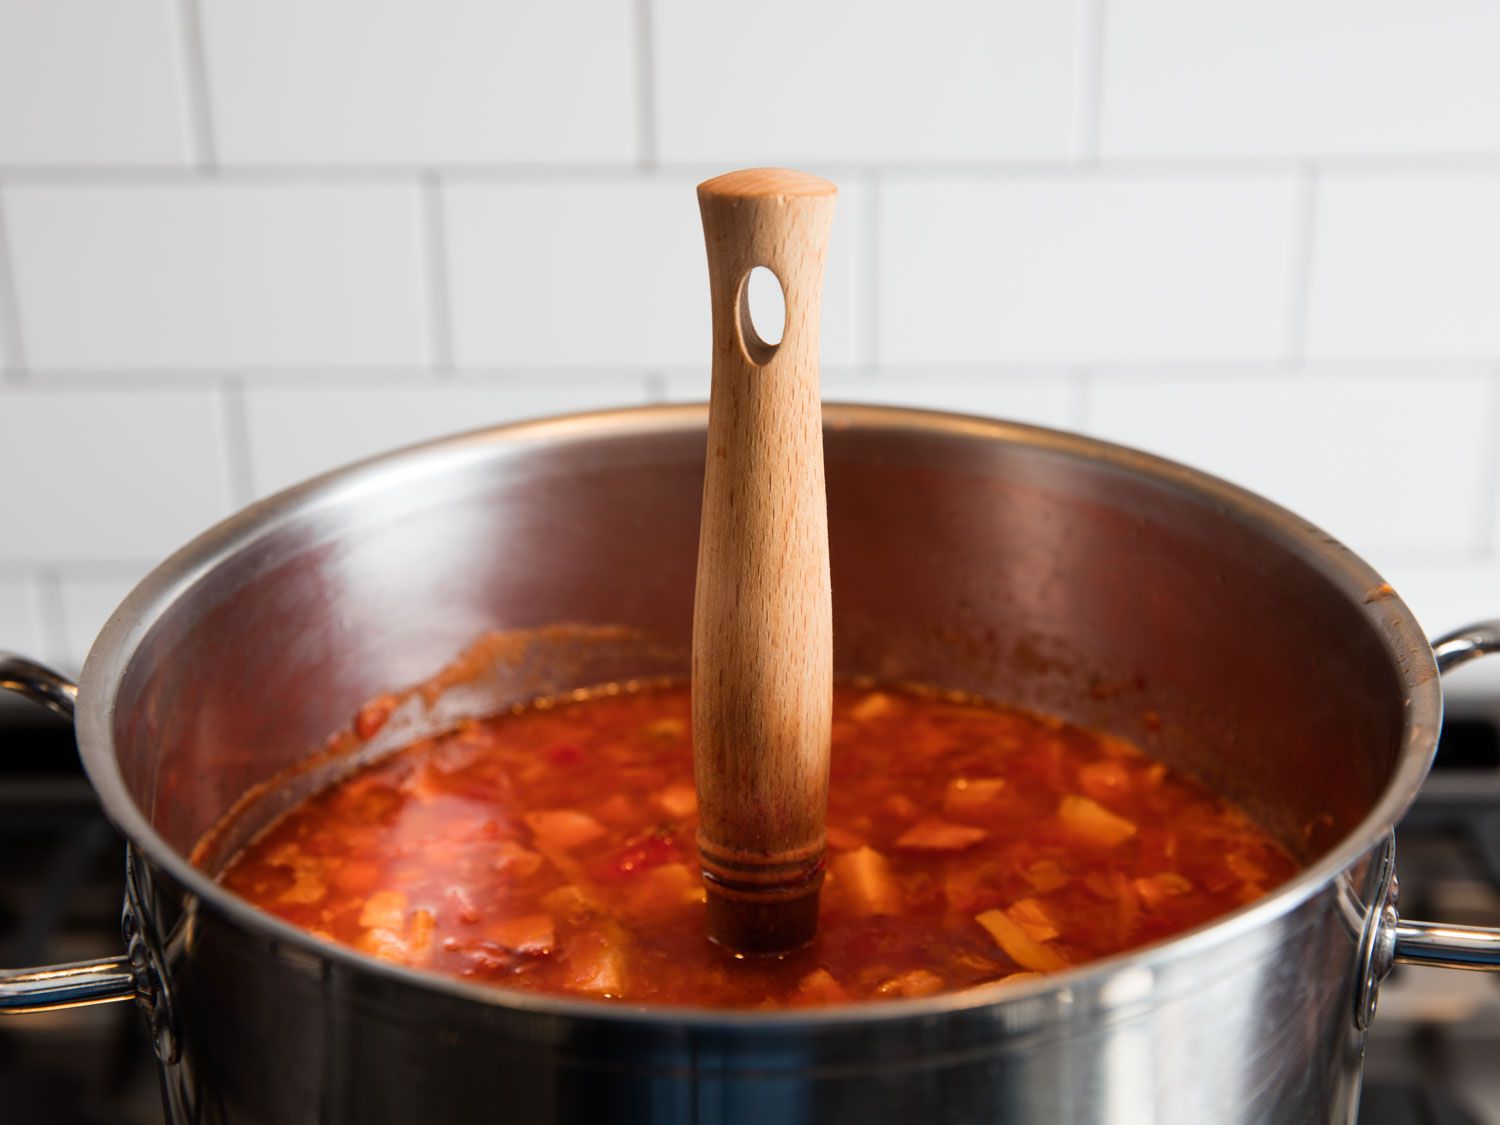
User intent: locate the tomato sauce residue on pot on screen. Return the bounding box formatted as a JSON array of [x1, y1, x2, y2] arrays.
[[218, 684, 1297, 1008]]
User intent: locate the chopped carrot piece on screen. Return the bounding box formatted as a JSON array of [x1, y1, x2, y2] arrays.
[[850, 692, 895, 721], [1077, 760, 1132, 802], [943, 777, 1008, 817], [654, 782, 697, 819], [975, 909, 1069, 973], [524, 809, 607, 850], [1133, 872, 1193, 909], [830, 846, 898, 915], [487, 913, 554, 954], [542, 884, 595, 922], [791, 968, 848, 1005], [1057, 795, 1137, 847], [645, 862, 705, 905], [1006, 897, 1060, 942], [999, 971, 1042, 986], [825, 824, 866, 851], [359, 889, 408, 930], [1024, 858, 1069, 893], [896, 819, 989, 852], [875, 969, 945, 998]]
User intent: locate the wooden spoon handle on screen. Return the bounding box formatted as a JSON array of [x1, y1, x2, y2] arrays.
[[692, 168, 837, 954]]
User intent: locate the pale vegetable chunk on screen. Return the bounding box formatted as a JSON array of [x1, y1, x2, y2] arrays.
[[1057, 795, 1137, 847], [1134, 872, 1193, 909], [654, 782, 698, 819], [830, 846, 898, 915], [792, 968, 848, 1004], [1006, 897, 1060, 943], [895, 819, 989, 852], [524, 809, 607, 850], [359, 889, 409, 930], [495, 841, 545, 877], [976, 908, 1069, 973], [850, 692, 895, 721], [943, 777, 1008, 817], [488, 913, 554, 954], [566, 937, 626, 995], [876, 969, 945, 998]]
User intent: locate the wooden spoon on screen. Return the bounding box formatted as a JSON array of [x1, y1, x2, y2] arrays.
[[692, 168, 837, 954]]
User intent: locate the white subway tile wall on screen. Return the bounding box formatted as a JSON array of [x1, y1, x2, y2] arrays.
[[0, 0, 190, 166], [0, 0, 1496, 681]]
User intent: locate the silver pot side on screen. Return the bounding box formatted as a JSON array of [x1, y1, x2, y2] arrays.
[[4, 404, 1479, 1123]]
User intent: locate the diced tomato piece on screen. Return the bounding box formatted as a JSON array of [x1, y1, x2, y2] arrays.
[[524, 809, 607, 850], [354, 694, 400, 740], [830, 846, 898, 915], [545, 743, 585, 767], [975, 909, 1068, 973], [598, 826, 679, 879], [1057, 795, 1137, 847], [895, 820, 989, 852]]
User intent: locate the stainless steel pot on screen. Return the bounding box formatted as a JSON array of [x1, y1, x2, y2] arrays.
[[2, 404, 1498, 1125]]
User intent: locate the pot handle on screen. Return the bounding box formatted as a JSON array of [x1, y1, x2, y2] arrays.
[[1384, 622, 1500, 974], [0, 652, 142, 1013]]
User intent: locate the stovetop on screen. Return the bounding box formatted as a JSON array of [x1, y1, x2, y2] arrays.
[[2, 711, 1498, 1125]]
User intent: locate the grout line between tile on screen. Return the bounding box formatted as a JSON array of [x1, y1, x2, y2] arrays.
[[1281, 165, 1319, 367], [633, 0, 658, 169], [0, 189, 26, 381], [421, 175, 456, 375], [220, 376, 255, 506], [175, 0, 220, 170], [1077, 0, 1108, 160]]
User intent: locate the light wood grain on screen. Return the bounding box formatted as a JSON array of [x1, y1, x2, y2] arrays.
[[692, 168, 837, 954]]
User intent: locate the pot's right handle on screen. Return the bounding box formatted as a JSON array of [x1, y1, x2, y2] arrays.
[[0, 652, 145, 1014], [1386, 622, 1500, 973]]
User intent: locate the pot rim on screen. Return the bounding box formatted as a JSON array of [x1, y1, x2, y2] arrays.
[[75, 402, 1441, 1029]]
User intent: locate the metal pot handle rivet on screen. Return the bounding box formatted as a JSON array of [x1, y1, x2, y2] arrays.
[[0, 652, 177, 1064]]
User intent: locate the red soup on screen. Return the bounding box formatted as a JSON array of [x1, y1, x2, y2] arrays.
[[218, 684, 1297, 1007]]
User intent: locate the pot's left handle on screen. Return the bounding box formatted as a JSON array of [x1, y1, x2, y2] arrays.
[[0, 652, 142, 1013]]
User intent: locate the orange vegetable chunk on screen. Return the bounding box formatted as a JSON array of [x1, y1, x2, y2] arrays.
[[1057, 795, 1137, 847], [488, 913, 555, 954], [943, 777, 1008, 817], [896, 819, 989, 852], [830, 846, 898, 915], [975, 909, 1069, 973], [524, 809, 607, 850], [359, 889, 408, 930], [654, 782, 697, 819], [1006, 897, 1060, 943]]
